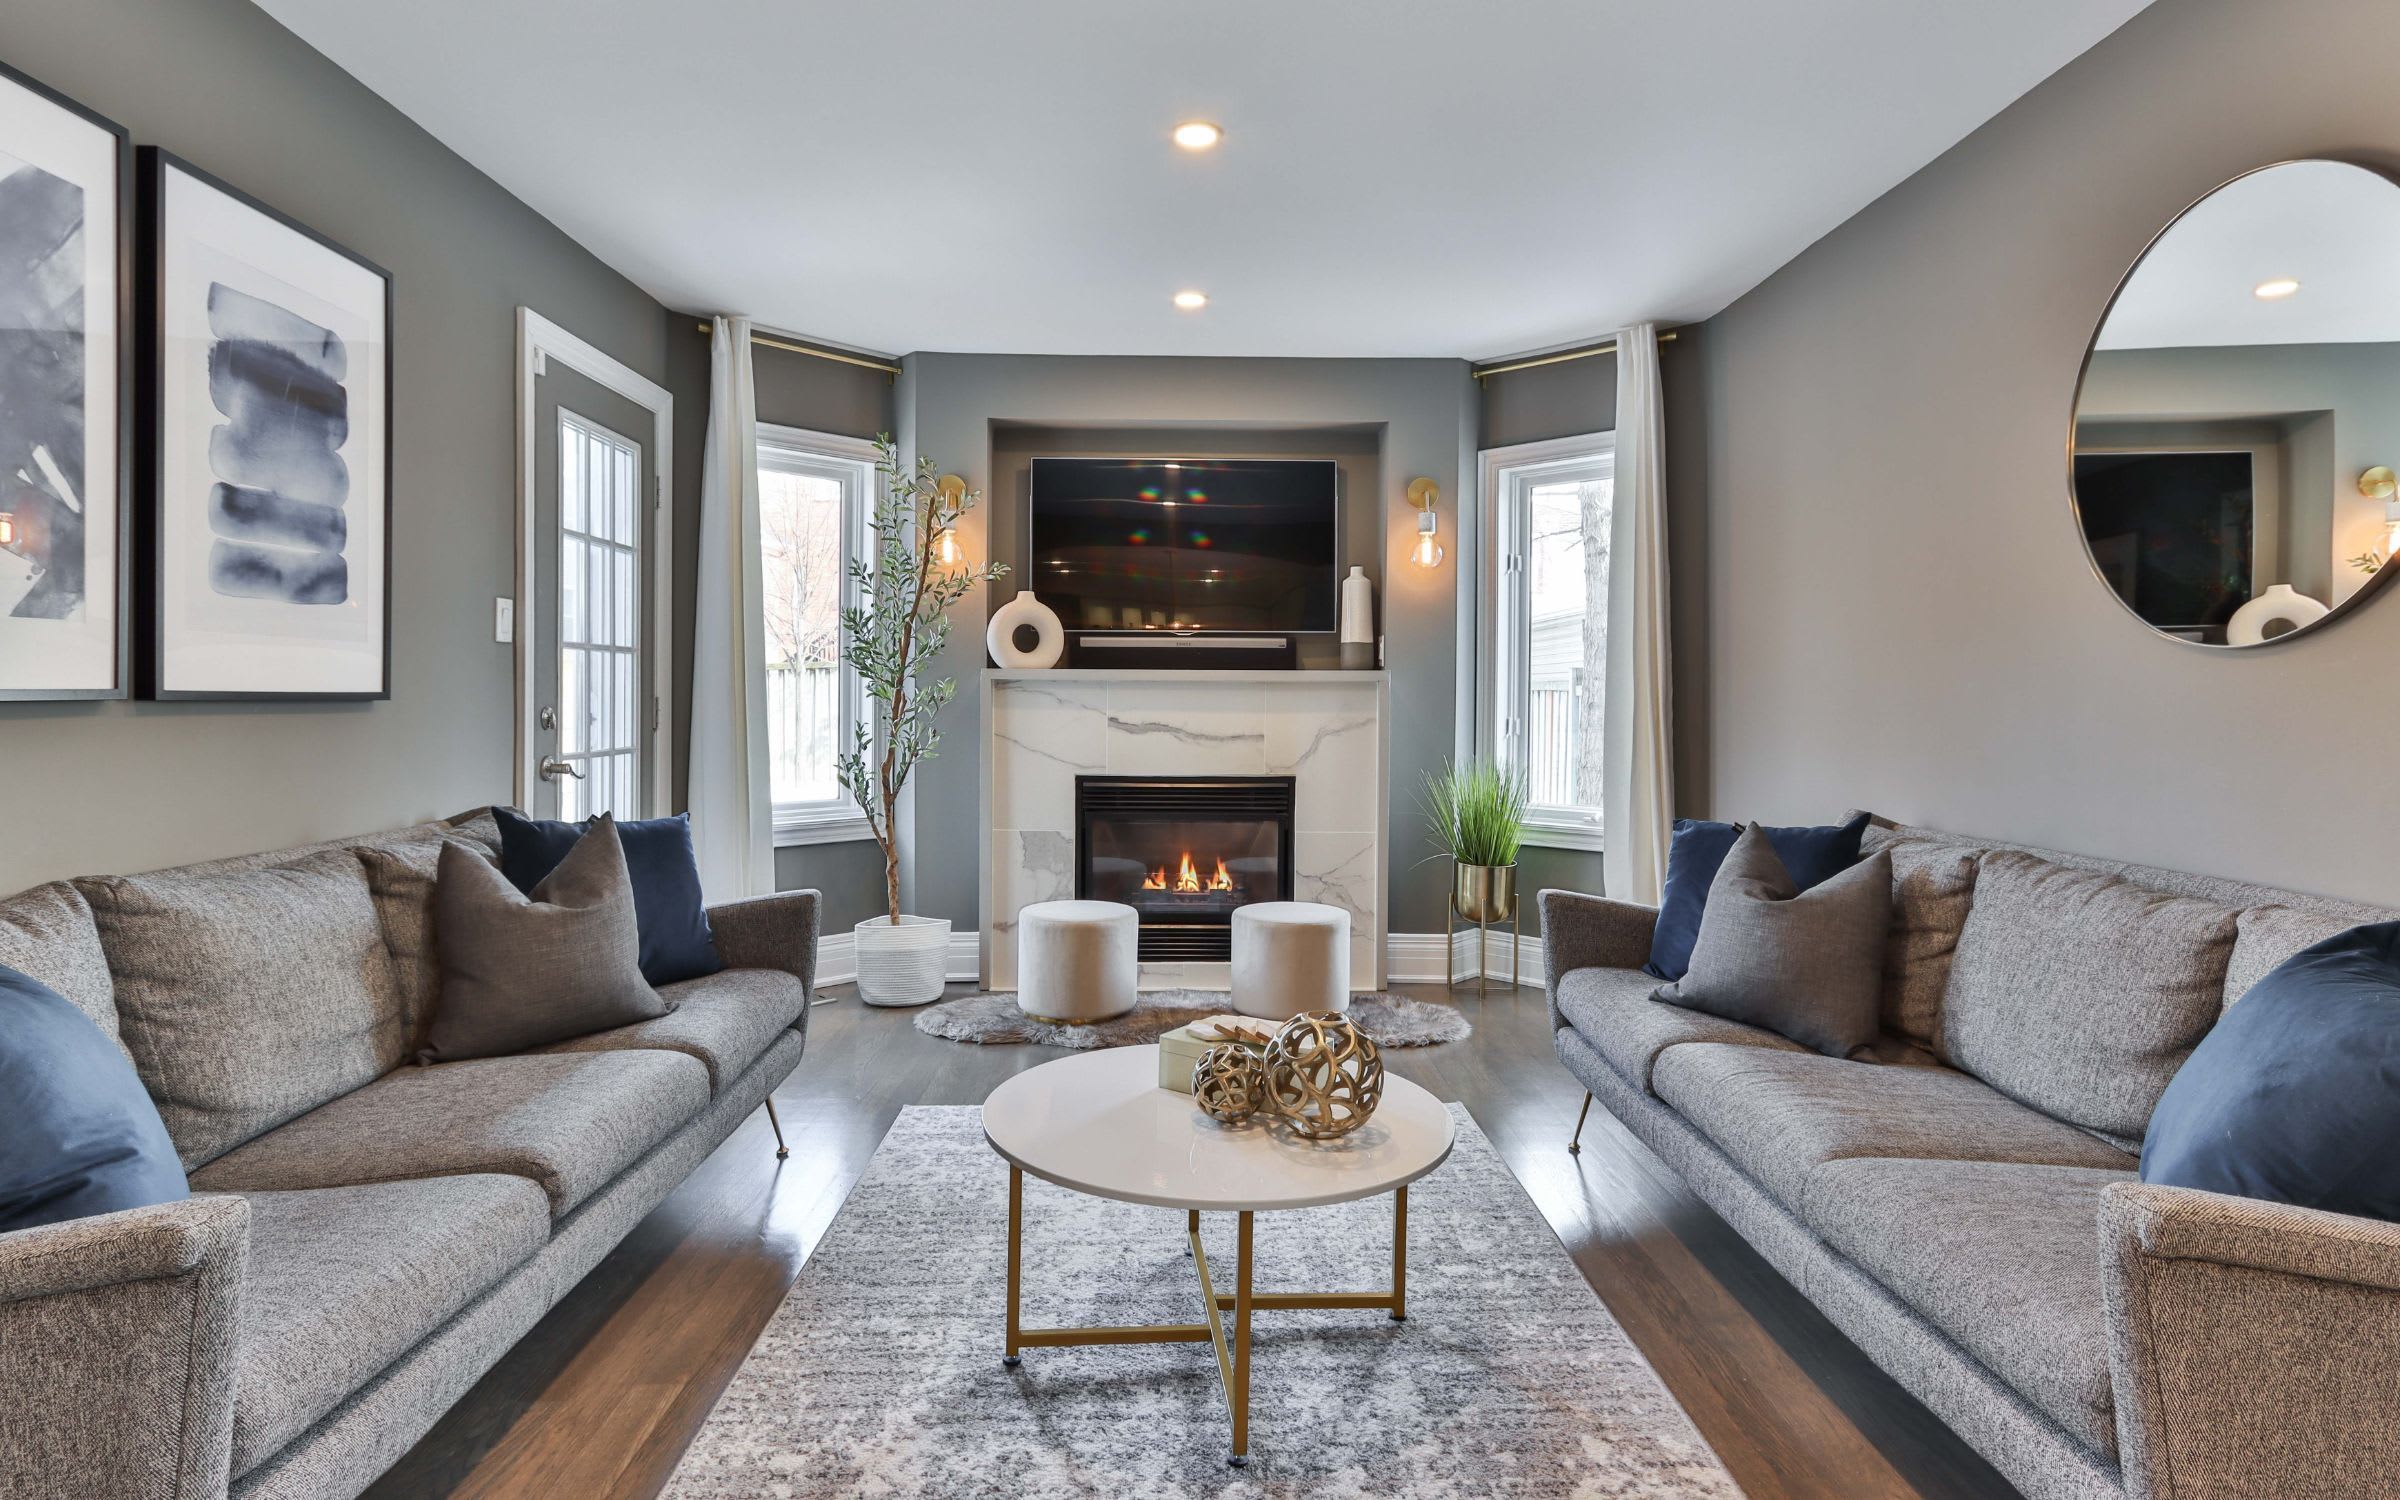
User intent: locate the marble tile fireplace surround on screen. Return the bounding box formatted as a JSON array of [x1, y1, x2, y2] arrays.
[[980, 669, 1390, 991]]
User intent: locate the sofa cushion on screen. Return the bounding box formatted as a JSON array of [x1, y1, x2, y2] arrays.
[[1656, 829, 1891, 1058], [1941, 851, 2237, 1147], [2225, 905, 2357, 1006], [540, 967, 805, 1094], [79, 849, 407, 1170], [1871, 836, 1979, 1050], [421, 823, 664, 1064], [0, 964, 188, 1232], [1651, 1043, 2133, 1206], [226, 1174, 550, 1477], [190, 1050, 709, 1217], [0, 880, 118, 1047], [1556, 965, 1806, 1094], [354, 833, 455, 1053], [495, 807, 724, 987], [1645, 813, 1870, 981], [1802, 1158, 2129, 1460]]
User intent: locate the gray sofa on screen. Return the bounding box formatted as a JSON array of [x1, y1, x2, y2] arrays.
[[1544, 817, 2400, 1500], [0, 809, 818, 1500]]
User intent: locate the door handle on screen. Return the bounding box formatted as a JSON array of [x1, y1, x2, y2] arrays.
[[538, 756, 585, 781]]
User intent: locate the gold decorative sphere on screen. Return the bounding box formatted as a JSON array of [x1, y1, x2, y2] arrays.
[[1262, 1011, 1384, 1140], [1192, 1043, 1267, 1124]]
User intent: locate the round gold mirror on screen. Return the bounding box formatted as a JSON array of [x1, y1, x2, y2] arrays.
[[2070, 159, 2400, 647]]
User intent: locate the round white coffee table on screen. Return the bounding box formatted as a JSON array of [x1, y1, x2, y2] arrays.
[[982, 1044, 1454, 1465]]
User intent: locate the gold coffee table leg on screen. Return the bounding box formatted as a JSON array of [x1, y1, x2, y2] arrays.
[[1003, 1166, 1023, 1366], [1392, 1186, 1408, 1321], [1231, 1210, 1254, 1466]]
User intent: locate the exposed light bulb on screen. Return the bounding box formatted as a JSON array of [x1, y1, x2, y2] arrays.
[[2254, 277, 2302, 300], [1171, 121, 1222, 151], [0, 513, 14, 548], [1411, 508, 1444, 569], [1173, 290, 1209, 311], [936, 528, 962, 566]]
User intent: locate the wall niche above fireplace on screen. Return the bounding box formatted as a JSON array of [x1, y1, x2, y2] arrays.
[[1077, 776, 1295, 961]]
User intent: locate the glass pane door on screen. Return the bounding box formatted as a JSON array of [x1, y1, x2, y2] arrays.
[[558, 410, 642, 819]]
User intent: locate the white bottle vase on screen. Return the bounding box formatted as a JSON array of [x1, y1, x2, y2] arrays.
[[854, 914, 952, 1007], [986, 590, 1065, 668], [1337, 565, 1375, 669]]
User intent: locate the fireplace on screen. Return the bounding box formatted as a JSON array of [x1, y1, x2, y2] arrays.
[[1076, 776, 1295, 961]]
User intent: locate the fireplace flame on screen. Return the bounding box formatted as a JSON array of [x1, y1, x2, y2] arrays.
[[1139, 853, 1238, 893]]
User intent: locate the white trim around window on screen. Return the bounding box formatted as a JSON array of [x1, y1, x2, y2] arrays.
[[1476, 431, 1617, 853], [757, 423, 877, 847]]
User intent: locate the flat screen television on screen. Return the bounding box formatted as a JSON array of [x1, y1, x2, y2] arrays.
[[1028, 458, 1340, 634]]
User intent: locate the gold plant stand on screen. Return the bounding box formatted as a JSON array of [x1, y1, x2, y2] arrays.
[[1446, 861, 1520, 995], [1002, 1167, 1407, 1466]]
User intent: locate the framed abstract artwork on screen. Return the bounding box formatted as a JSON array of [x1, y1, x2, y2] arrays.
[[141, 149, 391, 700], [0, 60, 131, 700]]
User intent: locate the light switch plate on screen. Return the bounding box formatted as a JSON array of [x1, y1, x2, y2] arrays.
[[495, 597, 515, 643]]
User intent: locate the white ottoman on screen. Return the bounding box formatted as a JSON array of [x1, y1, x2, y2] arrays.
[[1017, 900, 1139, 1023], [1230, 901, 1352, 1021]]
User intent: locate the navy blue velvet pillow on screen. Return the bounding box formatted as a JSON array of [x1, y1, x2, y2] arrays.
[[1643, 813, 1872, 980], [0, 964, 189, 1233], [494, 808, 724, 986], [2143, 921, 2400, 1222]]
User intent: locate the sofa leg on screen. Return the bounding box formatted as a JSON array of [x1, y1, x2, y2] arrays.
[[1568, 1091, 1593, 1155], [764, 1096, 790, 1160]]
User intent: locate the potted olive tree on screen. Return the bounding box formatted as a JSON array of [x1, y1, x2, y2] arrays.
[[838, 439, 1006, 1006], [1421, 760, 1528, 988]]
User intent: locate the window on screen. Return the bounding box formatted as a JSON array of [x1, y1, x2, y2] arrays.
[[1482, 433, 1616, 850], [757, 426, 874, 844]]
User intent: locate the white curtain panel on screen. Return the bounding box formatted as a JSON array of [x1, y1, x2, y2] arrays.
[[1603, 323, 1674, 906], [687, 315, 775, 903]]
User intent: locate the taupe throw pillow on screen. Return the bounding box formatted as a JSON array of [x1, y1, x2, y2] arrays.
[[422, 816, 664, 1064], [1653, 824, 1893, 1058]]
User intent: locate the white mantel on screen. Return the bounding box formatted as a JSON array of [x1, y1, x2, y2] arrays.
[[979, 669, 1391, 991]]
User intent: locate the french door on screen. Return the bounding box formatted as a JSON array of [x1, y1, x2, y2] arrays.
[[529, 363, 655, 820]]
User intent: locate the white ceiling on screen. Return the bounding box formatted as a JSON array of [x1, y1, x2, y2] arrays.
[[2093, 159, 2400, 350], [255, 0, 2154, 360]]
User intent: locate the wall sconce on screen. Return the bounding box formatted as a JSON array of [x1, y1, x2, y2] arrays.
[[935, 474, 967, 566], [2357, 466, 2400, 575], [1407, 477, 1444, 568]]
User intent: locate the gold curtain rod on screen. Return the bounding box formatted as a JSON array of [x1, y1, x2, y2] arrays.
[[693, 321, 903, 376], [1472, 330, 1681, 382]]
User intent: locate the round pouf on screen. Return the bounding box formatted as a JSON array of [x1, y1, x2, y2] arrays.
[[1016, 900, 1138, 1023], [1230, 901, 1351, 1021]]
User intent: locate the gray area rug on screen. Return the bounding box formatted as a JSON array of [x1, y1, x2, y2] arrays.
[[663, 1106, 1742, 1499], [912, 990, 1471, 1048]]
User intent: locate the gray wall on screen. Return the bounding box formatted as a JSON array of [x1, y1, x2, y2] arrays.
[[900, 354, 1477, 935], [1690, 0, 2400, 906], [663, 328, 895, 926], [1480, 354, 1616, 452], [0, 0, 667, 891]]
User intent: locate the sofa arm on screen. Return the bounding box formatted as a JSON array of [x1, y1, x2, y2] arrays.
[[2100, 1182, 2400, 1500], [1537, 888, 1658, 1029], [709, 888, 820, 1006], [0, 1196, 249, 1500]]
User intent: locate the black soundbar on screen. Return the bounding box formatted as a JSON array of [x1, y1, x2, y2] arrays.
[[1065, 633, 1300, 671]]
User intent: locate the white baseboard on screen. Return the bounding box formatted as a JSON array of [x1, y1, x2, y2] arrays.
[[1387, 931, 1545, 989], [815, 927, 1539, 992], [814, 927, 983, 989]]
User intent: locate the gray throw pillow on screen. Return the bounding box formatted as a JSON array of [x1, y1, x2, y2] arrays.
[[1653, 824, 1893, 1058], [421, 816, 664, 1064]]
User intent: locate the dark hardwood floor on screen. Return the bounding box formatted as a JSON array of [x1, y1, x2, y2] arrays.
[[366, 980, 2023, 1500]]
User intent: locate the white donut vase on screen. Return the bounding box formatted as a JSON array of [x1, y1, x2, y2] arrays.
[[986, 590, 1066, 668]]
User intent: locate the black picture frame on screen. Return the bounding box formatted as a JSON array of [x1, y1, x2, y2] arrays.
[[138, 146, 394, 701], [0, 58, 133, 702]]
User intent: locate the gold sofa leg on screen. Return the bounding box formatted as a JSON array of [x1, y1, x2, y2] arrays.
[[763, 1096, 790, 1159], [1568, 1091, 1593, 1155]]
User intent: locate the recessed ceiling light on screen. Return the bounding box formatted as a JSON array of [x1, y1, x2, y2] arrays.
[[2254, 277, 2302, 300], [1171, 121, 1222, 151], [1173, 290, 1209, 310]]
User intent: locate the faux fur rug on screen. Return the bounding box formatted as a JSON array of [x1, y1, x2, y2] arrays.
[[662, 1106, 1741, 1498], [912, 989, 1471, 1048]]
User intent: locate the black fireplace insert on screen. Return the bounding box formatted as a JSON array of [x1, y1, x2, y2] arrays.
[[1075, 776, 1295, 961]]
